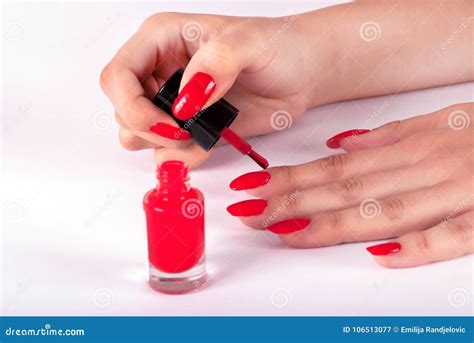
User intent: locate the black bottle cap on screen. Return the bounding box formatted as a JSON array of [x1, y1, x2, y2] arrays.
[[152, 69, 239, 151]]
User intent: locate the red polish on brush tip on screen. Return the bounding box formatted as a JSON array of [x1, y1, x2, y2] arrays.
[[220, 127, 269, 169], [366, 242, 401, 256], [143, 161, 206, 294], [326, 129, 370, 149]]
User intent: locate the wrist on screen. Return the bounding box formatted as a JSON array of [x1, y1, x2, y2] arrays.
[[290, 5, 354, 109]]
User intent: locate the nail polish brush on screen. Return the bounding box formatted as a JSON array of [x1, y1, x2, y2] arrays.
[[152, 69, 269, 169]]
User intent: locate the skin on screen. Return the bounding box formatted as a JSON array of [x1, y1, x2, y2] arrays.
[[243, 103, 473, 268], [101, 0, 473, 267]]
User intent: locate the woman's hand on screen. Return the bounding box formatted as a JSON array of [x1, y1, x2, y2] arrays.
[[100, 2, 472, 169], [100, 13, 319, 167], [227, 103, 473, 268]]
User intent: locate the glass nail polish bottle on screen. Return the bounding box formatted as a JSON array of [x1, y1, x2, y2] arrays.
[[143, 160, 206, 294]]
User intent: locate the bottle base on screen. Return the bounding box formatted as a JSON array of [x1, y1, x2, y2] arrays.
[[148, 259, 206, 295]]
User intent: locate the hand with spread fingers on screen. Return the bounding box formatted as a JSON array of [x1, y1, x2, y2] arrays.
[[227, 103, 473, 268]]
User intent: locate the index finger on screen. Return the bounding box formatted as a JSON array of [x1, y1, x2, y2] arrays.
[[99, 15, 182, 132]]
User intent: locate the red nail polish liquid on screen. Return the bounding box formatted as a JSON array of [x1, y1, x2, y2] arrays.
[[143, 160, 206, 294]]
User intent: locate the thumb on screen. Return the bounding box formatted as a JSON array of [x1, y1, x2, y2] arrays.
[[172, 38, 256, 120]]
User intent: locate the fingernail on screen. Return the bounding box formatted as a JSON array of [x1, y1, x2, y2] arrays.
[[149, 122, 192, 140], [227, 199, 268, 217], [172, 72, 216, 120], [229, 171, 271, 191], [366, 242, 401, 256], [266, 218, 311, 234], [326, 129, 370, 149]]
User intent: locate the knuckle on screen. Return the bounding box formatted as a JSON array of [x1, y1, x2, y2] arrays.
[[278, 234, 299, 248], [142, 13, 176, 28], [199, 40, 238, 73], [379, 120, 404, 138], [321, 212, 345, 245], [381, 196, 405, 221], [122, 97, 143, 129], [411, 231, 430, 253], [119, 130, 142, 151], [446, 216, 473, 246], [264, 197, 285, 222], [99, 63, 114, 91], [279, 165, 298, 189], [327, 211, 342, 231], [114, 112, 127, 128], [400, 132, 430, 150], [332, 178, 364, 203], [317, 154, 350, 179], [282, 193, 300, 215]]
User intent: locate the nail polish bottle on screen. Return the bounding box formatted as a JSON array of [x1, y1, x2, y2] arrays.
[[143, 160, 206, 294]]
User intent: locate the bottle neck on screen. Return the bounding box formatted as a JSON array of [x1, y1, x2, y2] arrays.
[[156, 161, 190, 199], [158, 179, 190, 197]]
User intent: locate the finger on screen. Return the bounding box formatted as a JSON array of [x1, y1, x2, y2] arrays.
[[274, 181, 471, 248], [142, 73, 161, 99], [368, 211, 473, 268], [241, 137, 437, 198], [173, 32, 273, 120], [115, 112, 191, 149], [100, 15, 183, 132], [154, 144, 212, 169], [236, 156, 456, 229], [342, 103, 473, 152], [119, 127, 157, 151]]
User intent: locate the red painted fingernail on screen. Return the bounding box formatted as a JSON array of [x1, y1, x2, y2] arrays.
[[266, 218, 311, 234], [326, 129, 370, 149], [229, 171, 271, 191], [149, 122, 192, 140], [366, 242, 401, 256], [172, 72, 216, 120], [227, 199, 268, 217]]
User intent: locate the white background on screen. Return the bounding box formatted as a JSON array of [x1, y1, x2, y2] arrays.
[[1, 1, 473, 316]]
